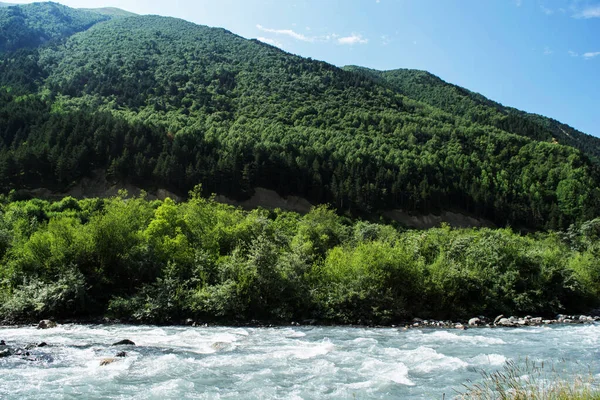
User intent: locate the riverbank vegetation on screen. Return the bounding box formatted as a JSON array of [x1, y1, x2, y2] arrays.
[[457, 359, 600, 400], [0, 190, 599, 325]]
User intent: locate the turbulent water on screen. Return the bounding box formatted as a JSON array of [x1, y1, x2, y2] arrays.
[[0, 323, 598, 399]]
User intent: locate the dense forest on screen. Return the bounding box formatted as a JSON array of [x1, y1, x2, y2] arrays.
[[0, 192, 599, 324], [344, 66, 600, 163], [0, 3, 598, 232]]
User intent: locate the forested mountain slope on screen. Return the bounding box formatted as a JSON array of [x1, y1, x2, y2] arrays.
[[0, 2, 110, 52], [0, 5, 599, 230], [345, 66, 600, 163], [80, 7, 137, 18]]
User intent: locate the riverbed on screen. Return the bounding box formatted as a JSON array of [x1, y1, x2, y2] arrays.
[[0, 324, 598, 399]]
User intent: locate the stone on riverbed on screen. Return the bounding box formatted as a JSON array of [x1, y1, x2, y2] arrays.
[[112, 339, 135, 346], [496, 318, 516, 327], [37, 320, 57, 329], [0, 348, 11, 358], [468, 317, 481, 326]]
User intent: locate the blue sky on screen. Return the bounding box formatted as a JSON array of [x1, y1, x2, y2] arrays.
[[9, 0, 600, 137]]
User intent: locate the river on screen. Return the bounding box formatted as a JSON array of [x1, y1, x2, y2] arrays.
[[0, 324, 598, 399]]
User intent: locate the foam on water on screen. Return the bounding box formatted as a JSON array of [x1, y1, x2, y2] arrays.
[[1, 323, 598, 399], [469, 353, 508, 366], [359, 359, 415, 386], [413, 330, 506, 345]]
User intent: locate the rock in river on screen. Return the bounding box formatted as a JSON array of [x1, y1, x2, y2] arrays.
[[37, 320, 57, 329], [112, 339, 135, 346]]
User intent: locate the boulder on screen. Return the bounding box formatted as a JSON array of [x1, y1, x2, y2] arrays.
[[530, 317, 542, 325], [468, 317, 481, 326], [0, 348, 10, 358], [455, 323, 466, 330], [37, 320, 57, 329], [25, 342, 48, 350], [112, 339, 135, 346], [0, 340, 5, 346], [493, 315, 504, 326], [115, 351, 127, 358], [496, 318, 515, 327], [185, 318, 194, 326]]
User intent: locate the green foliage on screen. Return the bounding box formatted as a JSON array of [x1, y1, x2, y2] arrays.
[[1, 266, 87, 320], [346, 66, 600, 163], [0, 195, 598, 324], [314, 240, 423, 324]]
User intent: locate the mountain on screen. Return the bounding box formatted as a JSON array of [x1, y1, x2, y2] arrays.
[[0, 2, 110, 52], [80, 7, 137, 18], [344, 66, 600, 163], [0, 3, 15, 7], [0, 3, 598, 230]]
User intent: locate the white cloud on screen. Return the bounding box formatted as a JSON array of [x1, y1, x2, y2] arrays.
[[568, 50, 579, 57], [257, 37, 283, 48], [257, 25, 368, 46], [515, 0, 522, 7], [381, 35, 391, 46], [543, 46, 553, 55], [583, 52, 600, 59], [256, 24, 313, 42], [574, 5, 600, 18], [338, 34, 368, 45], [540, 5, 553, 15]]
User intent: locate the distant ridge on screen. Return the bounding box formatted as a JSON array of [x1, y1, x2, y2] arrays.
[[344, 66, 600, 163], [0, 2, 15, 7], [80, 7, 137, 18]]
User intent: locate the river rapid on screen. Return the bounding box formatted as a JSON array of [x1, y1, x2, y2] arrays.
[[0, 323, 598, 399]]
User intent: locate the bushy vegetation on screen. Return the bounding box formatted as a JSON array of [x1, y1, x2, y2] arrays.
[[0, 191, 598, 324], [0, 7, 599, 231]]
